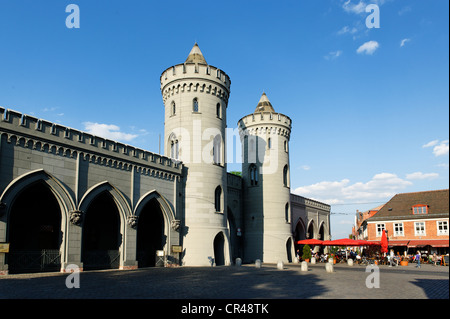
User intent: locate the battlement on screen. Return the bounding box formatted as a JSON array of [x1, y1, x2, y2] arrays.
[[0, 106, 183, 177], [238, 112, 292, 139], [160, 63, 231, 104], [290, 193, 331, 212]]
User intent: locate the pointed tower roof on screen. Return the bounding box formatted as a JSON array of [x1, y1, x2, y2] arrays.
[[185, 43, 207, 64], [254, 92, 275, 113]]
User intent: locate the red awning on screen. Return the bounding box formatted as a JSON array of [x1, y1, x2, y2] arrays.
[[296, 239, 323, 246], [408, 240, 449, 248], [322, 238, 371, 246], [388, 240, 410, 247]]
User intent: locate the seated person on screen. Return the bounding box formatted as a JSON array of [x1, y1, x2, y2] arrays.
[[431, 253, 439, 266]]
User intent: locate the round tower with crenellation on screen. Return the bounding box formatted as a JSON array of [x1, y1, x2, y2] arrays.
[[160, 44, 231, 266], [238, 93, 295, 264]]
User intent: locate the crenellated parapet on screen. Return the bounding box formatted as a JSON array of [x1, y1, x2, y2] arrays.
[[290, 193, 331, 212], [238, 112, 292, 140], [160, 63, 231, 104], [0, 107, 183, 180]]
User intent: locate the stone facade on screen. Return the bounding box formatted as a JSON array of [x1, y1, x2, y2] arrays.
[[0, 44, 330, 274]]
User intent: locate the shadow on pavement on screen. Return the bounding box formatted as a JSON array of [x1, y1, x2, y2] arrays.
[[411, 278, 449, 299]]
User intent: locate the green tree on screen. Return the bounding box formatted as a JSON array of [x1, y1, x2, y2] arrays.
[[302, 244, 312, 260]]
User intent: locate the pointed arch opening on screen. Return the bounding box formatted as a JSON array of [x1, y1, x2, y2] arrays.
[[81, 191, 121, 270], [213, 232, 225, 266], [7, 181, 62, 274], [136, 198, 166, 268]]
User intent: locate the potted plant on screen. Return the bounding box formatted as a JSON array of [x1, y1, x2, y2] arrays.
[[331, 253, 336, 264], [400, 255, 409, 266], [302, 244, 312, 263]]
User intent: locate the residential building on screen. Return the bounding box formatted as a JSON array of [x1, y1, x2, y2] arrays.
[[364, 189, 449, 255]]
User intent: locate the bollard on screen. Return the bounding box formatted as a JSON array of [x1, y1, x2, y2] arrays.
[[301, 261, 308, 272], [325, 262, 334, 273], [311, 257, 316, 264], [255, 259, 261, 268], [347, 259, 354, 266], [277, 260, 284, 270], [235, 258, 242, 266]]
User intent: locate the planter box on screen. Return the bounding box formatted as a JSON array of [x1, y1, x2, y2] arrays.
[[400, 261, 409, 266]]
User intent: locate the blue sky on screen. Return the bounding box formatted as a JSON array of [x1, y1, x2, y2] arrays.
[[1, 0, 448, 239]]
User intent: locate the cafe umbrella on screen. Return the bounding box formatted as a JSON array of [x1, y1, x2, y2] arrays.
[[380, 229, 389, 254], [321, 238, 378, 260], [296, 239, 324, 245]]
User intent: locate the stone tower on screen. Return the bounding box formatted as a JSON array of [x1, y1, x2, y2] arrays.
[[239, 93, 294, 263], [160, 44, 231, 266]]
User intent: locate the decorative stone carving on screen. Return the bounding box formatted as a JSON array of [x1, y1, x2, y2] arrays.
[[171, 219, 181, 231], [127, 215, 139, 229], [69, 210, 84, 226]]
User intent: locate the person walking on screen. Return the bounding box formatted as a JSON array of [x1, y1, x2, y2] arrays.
[[415, 251, 421, 268], [389, 249, 395, 267]]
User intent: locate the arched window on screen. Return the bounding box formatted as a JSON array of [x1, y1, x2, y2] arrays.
[[283, 165, 289, 187], [175, 140, 179, 160], [172, 101, 176, 115], [285, 203, 289, 223], [268, 137, 272, 149], [169, 134, 179, 160], [216, 103, 221, 118], [215, 186, 222, 212], [284, 140, 288, 152], [193, 98, 199, 112], [249, 164, 258, 186], [213, 135, 221, 164]]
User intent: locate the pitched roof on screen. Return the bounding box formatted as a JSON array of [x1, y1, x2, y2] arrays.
[[185, 43, 207, 64], [368, 189, 449, 221], [254, 92, 275, 113]]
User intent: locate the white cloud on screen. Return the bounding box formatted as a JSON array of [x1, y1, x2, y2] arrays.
[[342, 0, 367, 14], [406, 172, 439, 180], [400, 38, 410, 47], [300, 165, 311, 171], [423, 139, 449, 157], [83, 122, 138, 142], [356, 40, 379, 55], [423, 140, 439, 148], [293, 173, 412, 205], [433, 140, 449, 157], [341, 0, 387, 15], [324, 50, 343, 60], [337, 26, 358, 35]]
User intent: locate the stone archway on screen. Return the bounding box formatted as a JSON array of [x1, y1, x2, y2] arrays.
[[81, 191, 121, 270], [136, 198, 165, 267], [307, 220, 315, 239], [7, 181, 62, 274], [294, 219, 306, 242], [213, 232, 225, 266]]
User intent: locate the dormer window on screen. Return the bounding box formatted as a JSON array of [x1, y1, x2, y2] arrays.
[[412, 205, 428, 215]]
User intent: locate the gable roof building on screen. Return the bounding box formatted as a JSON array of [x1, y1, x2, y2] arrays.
[[365, 189, 449, 254]]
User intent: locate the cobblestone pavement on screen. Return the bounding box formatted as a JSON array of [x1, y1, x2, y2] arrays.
[[0, 262, 448, 300]]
